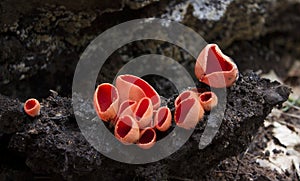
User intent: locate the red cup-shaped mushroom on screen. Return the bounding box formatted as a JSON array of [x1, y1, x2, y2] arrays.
[[137, 127, 157, 149], [93, 83, 119, 122], [154, 106, 172, 132], [117, 100, 137, 119], [116, 74, 161, 109], [174, 98, 204, 130], [112, 100, 138, 125], [24, 98, 41, 117], [199, 91, 218, 111], [195, 44, 239, 88], [134, 97, 153, 129], [114, 115, 140, 144], [174, 90, 199, 108]]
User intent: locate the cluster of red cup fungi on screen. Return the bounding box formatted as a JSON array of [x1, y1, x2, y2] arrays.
[[22, 44, 238, 149], [92, 44, 239, 149], [94, 74, 170, 149]]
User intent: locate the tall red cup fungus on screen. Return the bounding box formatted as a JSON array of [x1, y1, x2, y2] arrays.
[[93, 83, 120, 121], [114, 115, 140, 144], [199, 91, 218, 111], [154, 106, 172, 132], [133, 97, 153, 129], [116, 74, 161, 109], [137, 127, 157, 149], [24, 98, 41, 117], [174, 90, 199, 108], [195, 44, 238, 88], [174, 98, 204, 130], [116, 100, 137, 120]]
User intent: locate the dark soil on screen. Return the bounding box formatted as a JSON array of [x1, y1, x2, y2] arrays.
[[0, 72, 291, 180]]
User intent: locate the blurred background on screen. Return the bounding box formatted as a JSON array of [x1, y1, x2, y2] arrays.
[[0, 0, 299, 101]]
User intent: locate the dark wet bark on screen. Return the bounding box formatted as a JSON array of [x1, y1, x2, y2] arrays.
[[0, 72, 290, 180]]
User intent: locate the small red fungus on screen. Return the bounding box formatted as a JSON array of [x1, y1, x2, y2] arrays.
[[137, 127, 157, 149], [116, 74, 161, 109], [134, 97, 153, 129], [174, 90, 199, 108], [174, 98, 204, 130], [116, 100, 137, 120], [93, 83, 119, 122], [154, 106, 172, 132], [24, 98, 40, 117], [199, 91, 218, 111], [195, 44, 239, 88], [114, 115, 139, 144]]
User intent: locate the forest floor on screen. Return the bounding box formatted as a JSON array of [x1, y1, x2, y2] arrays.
[[203, 62, 300, 181]]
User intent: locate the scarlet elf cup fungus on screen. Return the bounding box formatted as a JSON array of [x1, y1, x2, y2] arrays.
[[195, 44, 239, 88], [92, 42, 240, 148], [116, 100, 137, 120], [154, 106, 172, 132], [116, 74, 161, 109], [174, 90, 199, 108], [137, 127, 157, 149], [114, 115, 140, 144], [24, 98, 41, 117], [93, 66, 225, 146], [92, 43, 240, 146], [174, 97, 204, 130], [133, 97, 153, 129], [199, 91, 218, 111], [93, 83, 120, 121]]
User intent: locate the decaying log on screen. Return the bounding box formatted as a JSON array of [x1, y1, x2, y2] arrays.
[[0, 72, 290, 180]]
